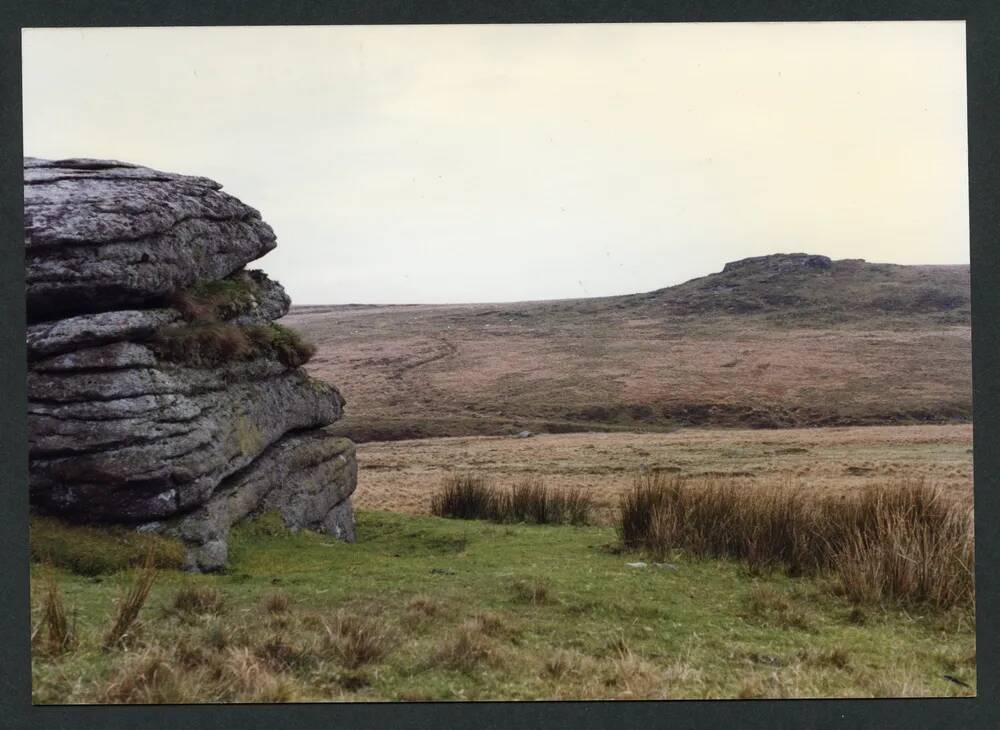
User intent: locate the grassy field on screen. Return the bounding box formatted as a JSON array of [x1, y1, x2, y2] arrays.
[[29, 256, 975, 703], [351, 424, 973, 516], [31, 509, 975, 703]]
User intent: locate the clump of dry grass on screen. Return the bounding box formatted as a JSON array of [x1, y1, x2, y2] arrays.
[[617, 474, 974, 609], [102, 644, 299, 703], [543, 648, 576, 679], [263, 592, 292, 614], [431, 473, 594, 525], [577, 633, 668, 699], [101, 646, 190, 703], [157, 271, 315, 369], [503, 478, 593, 525], [103, 553, 157, 649], [153, 321, 254, 366], [321, 612, 388, 669], [38, 569, 75, 655], [406, 595, 440, 617], [806, 648, 852, 670], [403, 595, 443, 631], [222, 647, 299, 702], [743, 586, 816, 632], [511, 579, 552, 605], [171, 271, 263, 323], [170, 584, 225, 617], [737, 674, 787, 699], [154, 321, 315, 369], [468, 612, 508, 638], [256, 634, 311, 672], [835, 502, 974, 608], [435, 621, 503, 672], [244, 323, 316, 368]]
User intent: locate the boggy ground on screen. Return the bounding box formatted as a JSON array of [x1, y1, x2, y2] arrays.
[[31, 510, 975, 703], [352, 424, 973, 517]]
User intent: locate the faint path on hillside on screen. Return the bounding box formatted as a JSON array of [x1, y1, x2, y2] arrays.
[[390, 336, 458, 381]]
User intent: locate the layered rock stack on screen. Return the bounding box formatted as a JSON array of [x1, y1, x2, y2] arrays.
[[25, 157, 357, 570]]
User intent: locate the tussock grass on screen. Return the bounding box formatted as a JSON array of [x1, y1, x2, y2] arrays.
[[321, 612, 388, 669], [154, 321, 315, 368], [103, 553, 157, 649], [102, 645, 298, 703], [157, 270, 315, 368], [505, 478, 593, 525], [153, 321, 251, 366], [435, 621, 503, 672], [38, 569, 75, 655], [170, 584, 225, 617], [511, 579, 552, 605], [430, 474, 498, 520], [406, 595, 441, 617], [618, 474, 974, 609], [431, 473, 594, 525], [30, 515, 185, 576], [264, 592, 292, 614], [743, 585, 816, 632], [171, 271, 263, 323], [102, 646, 189, 703], [244, 323, 316, 368], [468, 612, 508, 638]]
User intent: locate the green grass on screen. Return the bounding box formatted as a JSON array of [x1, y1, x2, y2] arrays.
[[30, 515, 186, 576], [30, 511, 976, 702], [155, 269, 315, 368], [172, 270, 263, 322]]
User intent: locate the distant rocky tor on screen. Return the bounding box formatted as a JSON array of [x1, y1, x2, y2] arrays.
[[25, 157, 357, 571], [636, 252, 970, 319]]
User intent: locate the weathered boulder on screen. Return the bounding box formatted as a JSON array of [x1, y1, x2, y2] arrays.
[[25, 158, 276, 322], [25, 269, 290, 362], [721, 253, 832, 274], [28, 351, 344, 521], [232, 270, 292, 324], [25, 157, 358, 570], [176, 432, 357, 571], [26, 309, 181, 360]]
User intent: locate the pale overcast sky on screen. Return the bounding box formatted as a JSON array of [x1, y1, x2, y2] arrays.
[[22, 22, 968, 305]]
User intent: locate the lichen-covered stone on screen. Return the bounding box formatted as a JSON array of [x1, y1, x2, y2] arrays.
[[26, 309, 180, 360], [25, 157, 276, 322], [176, 432, 357, 571], [25, 157, 359, 570], [29, 352, 344, 522]]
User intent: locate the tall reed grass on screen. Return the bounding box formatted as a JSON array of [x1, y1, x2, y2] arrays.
[[38, 568, 75, 654], [431, 474, 593, 525], [617, 473, 973, 609], [104, 551, 158, 649]]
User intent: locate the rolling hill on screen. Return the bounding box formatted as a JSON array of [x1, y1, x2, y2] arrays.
[[284, 253, 971, 442]]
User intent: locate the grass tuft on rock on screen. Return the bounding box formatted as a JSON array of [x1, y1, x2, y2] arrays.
[[244, 322, 316, 368], [156, 269, 315, 368], [171, 270, 263, 323], [154, 321, 315, 368]]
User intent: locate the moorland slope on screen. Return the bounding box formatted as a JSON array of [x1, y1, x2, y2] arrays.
[[286, 253, 971, 441]]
